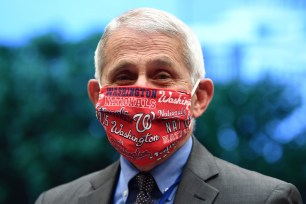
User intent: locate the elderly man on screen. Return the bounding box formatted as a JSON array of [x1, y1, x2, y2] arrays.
[[36, 8, 303, 204]]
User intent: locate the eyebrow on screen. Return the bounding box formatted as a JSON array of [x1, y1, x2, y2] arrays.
[[108, 60, 135, 77], [114, 60, 135, 70], [107, 56, 176, 77]]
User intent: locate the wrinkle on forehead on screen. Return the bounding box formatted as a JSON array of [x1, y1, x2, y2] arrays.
[[103, 28, 186, 70]]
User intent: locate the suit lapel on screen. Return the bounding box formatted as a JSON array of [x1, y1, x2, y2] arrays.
[[77, 137, 219, 204], [174, 137, 220, 204], [78, 161, 120, 204]]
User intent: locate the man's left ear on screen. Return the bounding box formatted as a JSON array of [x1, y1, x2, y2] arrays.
[[87, 79, 101, 106], [192, 78, 214, 118]]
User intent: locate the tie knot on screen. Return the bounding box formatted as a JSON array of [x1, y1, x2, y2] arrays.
[[127, 172, 162, 204], [135, 172, 155, 193]]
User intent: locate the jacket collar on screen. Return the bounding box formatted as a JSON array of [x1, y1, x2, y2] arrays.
[[78, 161, 120, 204], [174, 137, 220, 203]]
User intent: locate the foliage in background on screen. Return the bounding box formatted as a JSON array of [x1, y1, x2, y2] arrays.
[[196, 78, 306, 185], [0, 33, 305, 204]]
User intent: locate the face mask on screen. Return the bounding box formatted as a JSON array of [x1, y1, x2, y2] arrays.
[[95, 80, 200, 167]]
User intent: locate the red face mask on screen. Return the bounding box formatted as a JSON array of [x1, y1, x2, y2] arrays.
[[95, 84, 197, 167]]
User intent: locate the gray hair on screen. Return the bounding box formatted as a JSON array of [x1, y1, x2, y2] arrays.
[[94, 8, 205, 85]]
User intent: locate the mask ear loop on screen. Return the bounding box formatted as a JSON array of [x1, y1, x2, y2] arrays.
[[191, 79, 201, 96], [188, 78, 201, 129]]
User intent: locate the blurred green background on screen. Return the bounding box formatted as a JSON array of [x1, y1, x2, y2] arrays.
[[0, 32, 305, 204], [1, 1, 306, 203]]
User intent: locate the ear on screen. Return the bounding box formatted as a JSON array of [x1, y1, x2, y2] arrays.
[[87, 79, 101, 106], [192, 78, 214, 118]]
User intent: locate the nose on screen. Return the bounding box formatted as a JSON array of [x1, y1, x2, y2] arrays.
[[134, 75, 149, 87]]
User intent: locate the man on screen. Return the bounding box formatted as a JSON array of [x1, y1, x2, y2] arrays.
[[36, 8, 303, 204]]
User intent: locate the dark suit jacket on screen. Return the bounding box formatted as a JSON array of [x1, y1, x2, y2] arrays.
[[35, 138, 303, 204]]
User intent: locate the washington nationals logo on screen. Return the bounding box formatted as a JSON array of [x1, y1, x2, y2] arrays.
[[133, 112, 155, 133]]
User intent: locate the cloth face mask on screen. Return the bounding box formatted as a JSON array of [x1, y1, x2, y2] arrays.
[[95, 81, 200, 167]]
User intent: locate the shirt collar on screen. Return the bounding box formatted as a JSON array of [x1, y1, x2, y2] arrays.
[[120, 136, 193, 193]]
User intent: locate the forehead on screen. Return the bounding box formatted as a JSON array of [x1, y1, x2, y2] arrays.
[[103, 28, 186, 67]]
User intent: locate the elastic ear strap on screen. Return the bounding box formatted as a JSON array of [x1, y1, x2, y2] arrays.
[[191, 79, 201, 96]]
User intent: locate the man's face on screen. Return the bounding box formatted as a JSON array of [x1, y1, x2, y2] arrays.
[[98, 28, 195, 170], [100, 28, 193, 93]]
